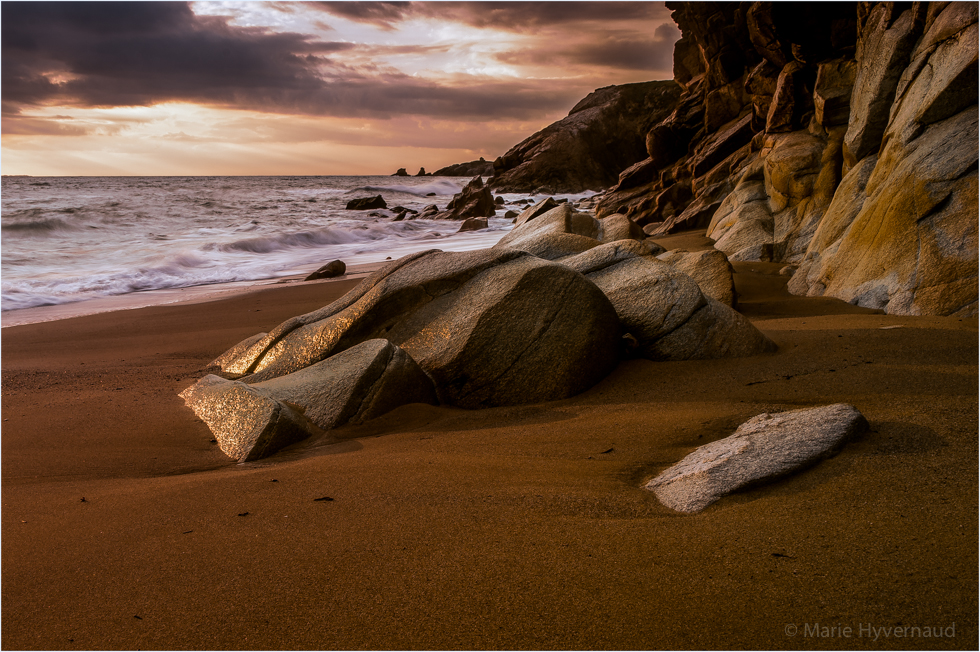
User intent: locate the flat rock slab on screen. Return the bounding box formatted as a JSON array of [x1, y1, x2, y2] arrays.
[[646, 404, 868, 513]]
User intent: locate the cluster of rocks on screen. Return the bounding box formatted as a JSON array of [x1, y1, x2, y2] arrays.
[[591, 2, 977, 317], [181, 202, 776, 463]]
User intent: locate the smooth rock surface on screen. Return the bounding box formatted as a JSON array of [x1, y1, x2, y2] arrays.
[[457, 217, 488, 232], [646, 403, 869, 513]]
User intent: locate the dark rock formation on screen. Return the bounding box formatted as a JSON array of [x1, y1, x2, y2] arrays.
[[418, 204, 439, 219], [433, 158, 495, 177], [490, 81, 682, 193], [416, 168, 429, 177], [392, 168, 409, 176], [304, 260, 346, 281], [432, 176, 496, 220], [346, 195, 387, 210], [595, 1, 977, 317]]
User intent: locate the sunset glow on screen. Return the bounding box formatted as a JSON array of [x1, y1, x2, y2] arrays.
[[1, 1, 680, 176]]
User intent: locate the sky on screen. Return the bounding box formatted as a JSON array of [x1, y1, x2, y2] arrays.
[[1, 1, 680, 176]]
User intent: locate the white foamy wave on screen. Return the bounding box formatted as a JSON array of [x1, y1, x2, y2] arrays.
[[2, 251, 284, 311], [356, 179, 465, 197], [1, 175, 523, 317]]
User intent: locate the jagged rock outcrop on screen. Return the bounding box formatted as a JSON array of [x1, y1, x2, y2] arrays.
[[392, 168, 409, 177], [432, 176, 496, 220], [595, 1, 977, 317], [490, 81, 682, 193], [432, 158, 495, 177]]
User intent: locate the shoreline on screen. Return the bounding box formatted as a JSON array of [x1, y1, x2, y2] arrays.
[[0, 261, 385, 329]]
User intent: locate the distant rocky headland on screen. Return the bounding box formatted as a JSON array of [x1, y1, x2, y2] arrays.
[[392, 158, 494, 178]]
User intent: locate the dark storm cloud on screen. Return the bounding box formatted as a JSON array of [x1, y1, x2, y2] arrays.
[[308, 1, 672, 31], [1, 1, 578, 126]]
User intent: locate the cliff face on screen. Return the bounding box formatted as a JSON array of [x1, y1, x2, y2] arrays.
[[596, 1, 977, 317], [432, 158, 495, 177], [490, 81, 682, 193]]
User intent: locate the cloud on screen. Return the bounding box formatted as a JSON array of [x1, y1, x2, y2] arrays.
[[1, 1, 594, 121], [305, 1, 413, 31], [494, 29, 678, 73], [307, 1, 672, 32]]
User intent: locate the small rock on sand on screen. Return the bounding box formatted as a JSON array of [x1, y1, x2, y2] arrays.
[[646, 403, 868, 513]]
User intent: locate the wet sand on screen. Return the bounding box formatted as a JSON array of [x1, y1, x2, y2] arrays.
[[2, 244, 977, 650]]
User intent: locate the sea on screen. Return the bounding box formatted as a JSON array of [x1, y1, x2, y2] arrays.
[[1, 175, 595, 326]]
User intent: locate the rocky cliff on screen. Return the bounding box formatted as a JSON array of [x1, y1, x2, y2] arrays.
[[490, 81, 682, 193], [432, 158, 495, 177], [595, 1, 977, 317]]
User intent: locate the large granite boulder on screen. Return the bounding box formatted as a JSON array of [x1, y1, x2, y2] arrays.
[[561, 241, 775, 360], [183, 339, 438, 461], [432, 176, 495, 220], [646, 404, 868, 513], [491, 81, 682, 193], [213, 248, 622, 409]]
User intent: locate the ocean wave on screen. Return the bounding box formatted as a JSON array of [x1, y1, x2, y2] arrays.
[[206, 221, 433, 255], [355, 179, 464, 197], [1, 216, 76, 233], [1, 252, 268, 311]]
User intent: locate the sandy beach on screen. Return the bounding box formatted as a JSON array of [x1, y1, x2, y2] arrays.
[[2, 233, 977, 650]]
